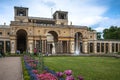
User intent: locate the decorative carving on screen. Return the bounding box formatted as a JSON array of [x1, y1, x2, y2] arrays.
[[44, 29, 47, 34], [57, 30, 60, 34]]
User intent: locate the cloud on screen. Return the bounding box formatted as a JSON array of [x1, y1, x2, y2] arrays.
[[94, 17, 120, 32], [0, 0, 120, 33], [26, 0, 108, 26]]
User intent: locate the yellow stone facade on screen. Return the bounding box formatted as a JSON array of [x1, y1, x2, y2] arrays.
[[0, 6, 120, 54]]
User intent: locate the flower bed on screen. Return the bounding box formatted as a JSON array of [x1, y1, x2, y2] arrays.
[[23, 55, 84, 80]]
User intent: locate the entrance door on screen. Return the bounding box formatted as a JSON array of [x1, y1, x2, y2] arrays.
[[17, 29, 27, 53]]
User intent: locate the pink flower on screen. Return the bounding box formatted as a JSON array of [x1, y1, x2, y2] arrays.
[[56, 72, 64, 77], [37, 73, 57, 80], [77, 75, 84, 80], [66, 75, 74, 80], [32, 70, 38, 74], [64, 70, 72, 76]]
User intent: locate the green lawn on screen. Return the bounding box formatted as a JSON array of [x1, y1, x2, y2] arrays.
[[43, 56, 120, 80]]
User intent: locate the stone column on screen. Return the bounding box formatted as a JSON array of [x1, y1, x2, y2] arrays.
[[104, 43, 106, 53], [100, 43, 101, 53], [34, 40, 36, 48], [109, 42, 112, 53], [70, 40, 75, 54], [119, 43, 120, 52], [11, 40, 16, 54], [44, 40, 47, 53], [55, 42, 58, 54], [4, 40, 6, 53], [88, 42, 90, 54], [58, 41, 62, 53], [42, 40, 45, 53], [82, 39, 88, 54], [47, 43, 49, 53], [61, 41, 63, 53], [94, 41, 97, 54], [118, 43, 120, 52], [28, 40, 33, 53], [67, 41, 69, 53]]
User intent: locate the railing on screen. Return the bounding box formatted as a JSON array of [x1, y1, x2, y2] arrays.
[[10, 21, 87, 29]]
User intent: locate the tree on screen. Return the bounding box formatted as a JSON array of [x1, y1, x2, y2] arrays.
[[103, 26, 120, 40], [97, 32, 102, 40], [88, 27, 94, 31], [88, 27, 102, 39]]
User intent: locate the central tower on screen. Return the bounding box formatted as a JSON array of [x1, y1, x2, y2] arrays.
[[53, 11, 68, 25], [14, 6, 28, 22]]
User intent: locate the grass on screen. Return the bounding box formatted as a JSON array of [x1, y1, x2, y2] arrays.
[[43, 56, 120, 80]]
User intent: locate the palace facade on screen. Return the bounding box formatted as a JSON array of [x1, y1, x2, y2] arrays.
[[0, 6, 120, 54]]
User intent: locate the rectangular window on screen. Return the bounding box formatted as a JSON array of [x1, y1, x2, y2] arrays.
[[0, 32, 2, 36], [101, 43, 104, 52], [97, 43, 100, 52], [6, 41, 10, 52], [112, 43, 114, 52], [90, 43, 93, 53]]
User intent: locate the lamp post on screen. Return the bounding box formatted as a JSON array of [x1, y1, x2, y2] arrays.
[[38, 35, 44, 73]]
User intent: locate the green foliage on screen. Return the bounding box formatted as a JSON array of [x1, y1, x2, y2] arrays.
[[44, 56, 120, 80], [24, 76, 30, 80], [103, 26, 120, 40], [21, 57, 30, 80], [97, 32, 102, 39], [88, 27, 95, 31], [117, 52, 120, 55], [5, 52, 11, 56], [23, 51, 26, 54]]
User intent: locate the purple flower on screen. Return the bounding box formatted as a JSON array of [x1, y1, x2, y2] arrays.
[[56, 72, 64, 77], [64, 70, 72, 76], [77, 75, 84, 80], [66, 75, 74, 80]]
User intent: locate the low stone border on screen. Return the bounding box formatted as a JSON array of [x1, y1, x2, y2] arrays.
[[48, 53, 120, 58]]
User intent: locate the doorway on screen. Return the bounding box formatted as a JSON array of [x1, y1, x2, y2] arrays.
[[16, 29, 27, 53]]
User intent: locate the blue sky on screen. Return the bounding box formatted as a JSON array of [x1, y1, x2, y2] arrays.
[[0, 0, 120, 32]]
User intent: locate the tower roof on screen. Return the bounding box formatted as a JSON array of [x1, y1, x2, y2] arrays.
[[53, 10, 68, 16], [14, 6, 28, 9]]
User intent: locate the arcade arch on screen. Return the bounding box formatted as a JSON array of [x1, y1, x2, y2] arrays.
[[46, 31, 58, 54], [16, 29, 27, 53], [74, 32, 83, 54]]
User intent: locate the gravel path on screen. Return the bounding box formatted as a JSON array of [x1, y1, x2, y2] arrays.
[[0, 57, 23, 80]]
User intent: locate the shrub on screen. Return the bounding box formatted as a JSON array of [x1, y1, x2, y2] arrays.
[[117, 52, 120, 55], [24, 76, 30, 80]]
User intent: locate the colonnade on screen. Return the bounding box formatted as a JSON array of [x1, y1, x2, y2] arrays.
[[1, 39, 120, 54], [88, 41, 120, 54]]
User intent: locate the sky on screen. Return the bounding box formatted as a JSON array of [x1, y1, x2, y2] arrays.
[[0, 0, 120, 32]]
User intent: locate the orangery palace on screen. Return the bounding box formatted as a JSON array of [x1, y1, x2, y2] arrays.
[[0, 6, 120, 54]]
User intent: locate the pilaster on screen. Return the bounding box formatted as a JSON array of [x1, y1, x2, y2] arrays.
[[104, 43, 106, 53], [94, 41, 97, 54], [109, 42, 112, 53], [70, 40, 74, 54], [4, 41, 6, 53], [118, 43, 120, 52], [82, 39, 88, 54]]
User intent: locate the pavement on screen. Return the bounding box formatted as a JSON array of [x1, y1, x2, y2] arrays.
[[0, 57, 23, 80]]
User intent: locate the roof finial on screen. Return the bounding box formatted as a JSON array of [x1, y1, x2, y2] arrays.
[[70, 21, 72, 25], [4, 22, 6, 25]]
